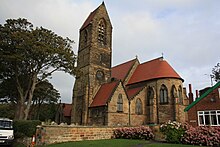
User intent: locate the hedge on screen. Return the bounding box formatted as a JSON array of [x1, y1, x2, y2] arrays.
[[13, 120, 41, 138]]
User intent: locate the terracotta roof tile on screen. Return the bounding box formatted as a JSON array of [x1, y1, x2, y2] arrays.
[[111, 59, 137, 81], [126, 86, 145, 99], [90, 81, 119, 107], [127, 57, 183, 85]]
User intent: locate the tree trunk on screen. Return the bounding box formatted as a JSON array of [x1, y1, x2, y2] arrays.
[[14, 71, 26, 120], [24, 73, 37, 120], [14, 99, 25, 120]]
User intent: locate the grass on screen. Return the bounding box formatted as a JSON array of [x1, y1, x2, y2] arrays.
[[45, 139, 147, 147], [43, 139, 201, 147]]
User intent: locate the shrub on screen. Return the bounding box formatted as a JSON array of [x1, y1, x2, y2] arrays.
[[13, 120, 41, 138], [181, 126, 220, 146], [113, 126, 154, 140], [160, 120, 186, 143]]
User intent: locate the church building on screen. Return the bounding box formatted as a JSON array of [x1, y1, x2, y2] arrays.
[[72, 2, 188, 126]]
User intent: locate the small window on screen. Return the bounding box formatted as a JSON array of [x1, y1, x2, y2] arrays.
[[160, 85, 168, 104], [117, 94, 123, 112], [136, 98, 142, 115]]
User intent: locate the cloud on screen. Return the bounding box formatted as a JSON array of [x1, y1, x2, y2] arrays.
[[1, 0, 220, 102]]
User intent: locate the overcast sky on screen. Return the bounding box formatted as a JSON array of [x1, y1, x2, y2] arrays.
[[1, 0, 219, 103]]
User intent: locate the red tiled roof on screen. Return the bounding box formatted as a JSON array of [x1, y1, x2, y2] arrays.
[[90, 81, 119, 107], [63, 104, 72, 117], [127, 57, 183, 85], [111, 59, 137, 82], [126, 86, 145, 99]]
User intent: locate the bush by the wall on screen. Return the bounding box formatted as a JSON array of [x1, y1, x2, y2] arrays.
[[181, 126, 220, 146], [160, 121, 186, 143], [113, 126, 154, 140], [13, 120, 41, 138]]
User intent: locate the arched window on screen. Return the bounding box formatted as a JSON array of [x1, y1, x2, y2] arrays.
[[98, 19, 106, 46], [117, 94, 123, 112], [178, 86, 183, 104], [136, 98, 142, 115], [147, 87, 154, 106], [160, 85, 168, 104]]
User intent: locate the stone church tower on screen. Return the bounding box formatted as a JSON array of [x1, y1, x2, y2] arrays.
[[72, 3, 188, 126], [72, 2, 112, 125]]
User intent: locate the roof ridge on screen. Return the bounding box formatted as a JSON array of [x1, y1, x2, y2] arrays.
[[140, 56, 164, 65], [112, 58, 138, 69], [184, 81, 220, 112]]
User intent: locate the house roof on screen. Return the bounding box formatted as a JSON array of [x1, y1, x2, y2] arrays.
[[62, 103, 72, 117], [90, 80, 120, 107], [111, 58, 137, 82], [184, 81, 220, 112], [126, 86, 145, 99], [127, 57, 183, 85]]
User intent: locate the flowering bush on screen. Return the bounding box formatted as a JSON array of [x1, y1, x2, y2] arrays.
[[113, 126, 154, 140], [181, 126, 220, 146], [160, 120, 186, 143]]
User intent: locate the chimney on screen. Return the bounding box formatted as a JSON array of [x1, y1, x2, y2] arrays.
[[188, 84, 194, 104], [196, 90, 199, 99], [183, 87, 187, 95]]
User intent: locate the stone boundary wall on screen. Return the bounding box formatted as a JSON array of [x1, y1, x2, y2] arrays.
[[36, 125, 161, 145], [36, 125, 117, 145]]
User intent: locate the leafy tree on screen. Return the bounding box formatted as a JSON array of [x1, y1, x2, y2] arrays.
[[31, 80, 60, 120], [0, 78, 18, 103], [0, 18, 76, 120], [212, 63, 220, 82]]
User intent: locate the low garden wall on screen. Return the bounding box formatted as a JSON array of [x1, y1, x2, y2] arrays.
[[36, 125, 160, 145], [36, 125, 117, 145]]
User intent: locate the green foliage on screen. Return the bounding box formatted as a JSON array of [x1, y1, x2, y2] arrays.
[[13, 120, 41, 138], [0, 104, 15, 119], [160, 121, 186, 144], [31, 80, 60, 120], [0, 18, 76, 120], [30, 103, 58, 121], [212, 62, 220, 82]]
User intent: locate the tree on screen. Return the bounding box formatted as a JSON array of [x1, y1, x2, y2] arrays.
[[31, 80, 60, 120], [212, 63, 220, 82], [0, 18, 76, 120]]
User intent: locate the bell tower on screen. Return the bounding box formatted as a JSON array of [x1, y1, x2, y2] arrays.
[[72, 2, 112, 125]]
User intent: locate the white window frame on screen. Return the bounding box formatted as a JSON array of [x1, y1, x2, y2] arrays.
[[197, 110, 220, 126]]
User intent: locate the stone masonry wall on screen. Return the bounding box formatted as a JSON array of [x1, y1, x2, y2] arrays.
[[36, 125, 162, 145], [36, 125, 115, 145]]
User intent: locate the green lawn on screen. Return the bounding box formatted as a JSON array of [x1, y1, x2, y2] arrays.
[[44, 139, 200, 147]]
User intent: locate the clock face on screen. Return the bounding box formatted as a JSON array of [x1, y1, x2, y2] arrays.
[[96, 70, 104, 80]]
